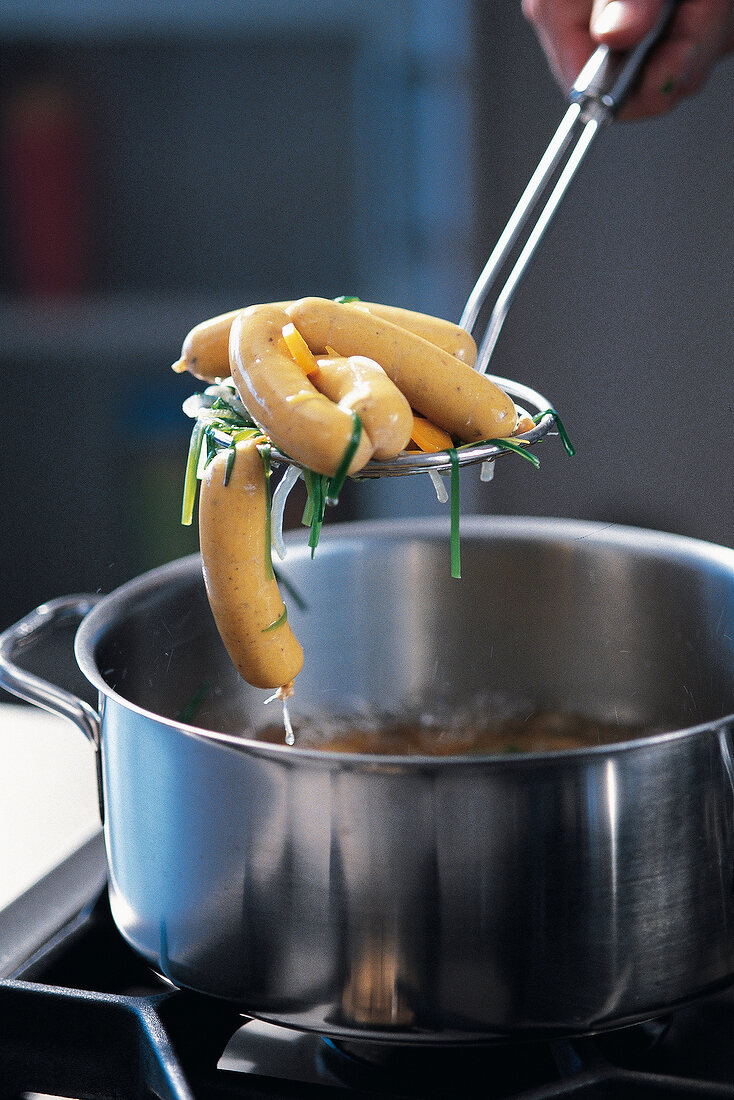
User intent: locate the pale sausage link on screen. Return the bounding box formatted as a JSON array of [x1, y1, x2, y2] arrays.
[[229, 305, 413, 476], [351, 301, 477, 365], [312, 355, 413, 461], [172, 308, 240, 382], [286, 297, 518, 442], [199, 437, 303, 690], [173, 299, 477, 382], [229, 305, 374, 477]]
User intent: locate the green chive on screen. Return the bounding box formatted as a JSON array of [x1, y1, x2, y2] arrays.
[[461, 436, 541, 468], [301, 466, 333, 551], [181, 420, 206, 526], [223, 444, 236, 486], [232, 427, 261, 445], [308, 474, 321, 553], [532, 408, 575, 457], [308, 475, 328, 557], [273, 568, 308, 613], [177, 680, 210, 724], [262, 604, 288, 632], [204, 425, 221, 466], [258, 443, 274, 580], [210, 396, 255, 425], [449, 447, 461, 580], [333, 295, 361, 304], [326, 412, 362, 505], [301, 469, 315, 527]]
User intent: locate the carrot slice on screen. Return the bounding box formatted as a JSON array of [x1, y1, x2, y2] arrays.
[[282, 322, 319, 376], [409, 415, 453, 452], [513, 414, 535, 435]]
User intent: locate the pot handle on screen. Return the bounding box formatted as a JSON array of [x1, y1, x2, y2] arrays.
[[0, 594, 103, 748]]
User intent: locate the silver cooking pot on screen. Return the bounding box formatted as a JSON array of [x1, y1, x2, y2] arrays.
[[2, 516, 734, 1043]]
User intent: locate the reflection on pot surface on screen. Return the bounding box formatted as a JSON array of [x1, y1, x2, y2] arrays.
[[3, 516, 734, 1042]]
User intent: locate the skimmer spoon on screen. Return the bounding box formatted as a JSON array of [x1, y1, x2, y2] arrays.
[[206, 1, 679, 479]]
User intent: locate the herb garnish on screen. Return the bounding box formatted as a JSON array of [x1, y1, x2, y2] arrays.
[[262, 605, 288, 632], [259, 443, 274, 580], [177, 680, 210, 724], [181, 420, 207, 526], [180, 385, 574, 576], [326, 412, 362, 506], [223, 443, 237, 486], [532, 408, 575, 456], [460, 435, 541, 469], [302, 470, 328, 557]]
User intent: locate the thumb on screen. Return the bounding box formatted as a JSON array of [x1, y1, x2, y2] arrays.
[[590, 0, 668, 46]]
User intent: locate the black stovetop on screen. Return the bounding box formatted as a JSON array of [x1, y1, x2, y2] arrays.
[[4, 834, 734, 1099]]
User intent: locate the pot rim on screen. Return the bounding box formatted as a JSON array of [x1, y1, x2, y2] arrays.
[[75, 514, 734, 766]]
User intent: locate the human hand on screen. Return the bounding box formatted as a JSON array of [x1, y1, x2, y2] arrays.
[[521, 0, 734, 117]]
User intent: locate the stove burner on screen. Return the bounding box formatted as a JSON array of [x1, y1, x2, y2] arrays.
[[319, 1035, 562, 1097], [3, 834, 734, 1098]]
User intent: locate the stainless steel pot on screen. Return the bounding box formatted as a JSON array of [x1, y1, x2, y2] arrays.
[[3, 516, 734, 1043]]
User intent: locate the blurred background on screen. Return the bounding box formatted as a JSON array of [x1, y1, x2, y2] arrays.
[[0, 0, 731, 635]]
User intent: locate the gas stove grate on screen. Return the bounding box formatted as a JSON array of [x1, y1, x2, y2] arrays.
[[3, 837, 734, 1099]]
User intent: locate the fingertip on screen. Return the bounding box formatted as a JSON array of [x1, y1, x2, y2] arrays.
[[590, 0, 665, 47]]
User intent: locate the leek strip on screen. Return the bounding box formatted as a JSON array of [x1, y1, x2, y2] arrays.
[[262, 605, 288, 632], [271, 465, 302, 560], [204, 425, 219, 466], [449, 448, 461, 580], [459, 436, 541, 468], [533, 408, 575, 456], [223, 444, 236, 486], [308, 476, 328, 557], [308, 475, 322, 551], [326, 412, 362, 506], [177, 680, 210, 724], [301, 469, 315, 526], [258, 444, 274, 580], [181, 420, 206, 526], [273, 568, 308, 613], [231, 427, 261, 445]]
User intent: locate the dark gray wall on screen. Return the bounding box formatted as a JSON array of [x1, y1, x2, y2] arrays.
[[0, 1, 731, 644], [467, 3, 733, 547], [0, 2, 476, 630]]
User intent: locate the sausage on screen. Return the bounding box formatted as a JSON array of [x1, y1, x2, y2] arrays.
[[286, 297, 518, 441], [172, 309, 240, 382], [199, 437, 303, 690], [229, 305, 414, 475], [312, 354, 413, 460], [353, 302, 477, 365], [229, 304, 375, 477], [172, 301, 292, 382], [173, 299, 476, 381]]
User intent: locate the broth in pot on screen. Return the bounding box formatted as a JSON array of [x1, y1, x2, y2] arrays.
[[254, 708, 655, 755]]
